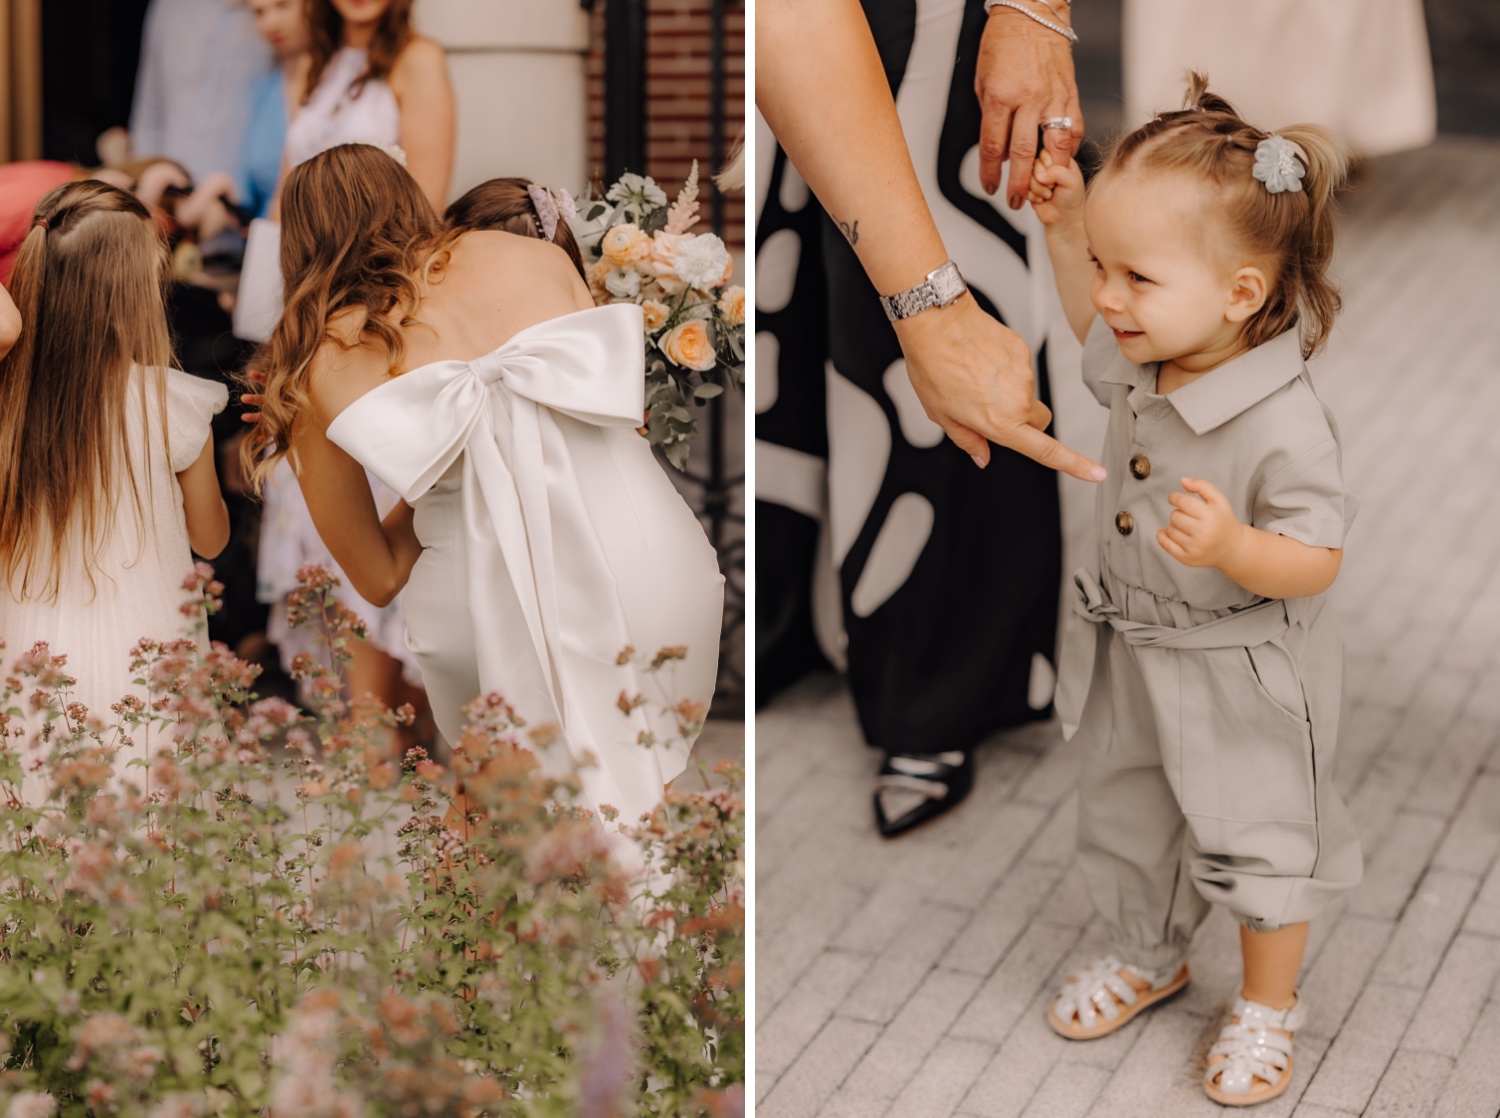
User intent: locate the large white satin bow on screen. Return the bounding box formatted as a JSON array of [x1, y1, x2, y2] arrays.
[[326, 305, 656, 790]]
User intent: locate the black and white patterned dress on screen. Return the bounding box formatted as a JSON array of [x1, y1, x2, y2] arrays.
[[756, 0, 1062, 754]]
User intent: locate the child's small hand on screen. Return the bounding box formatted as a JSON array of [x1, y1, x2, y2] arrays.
[[239, 369, 266, 425], [1157, 477, 1246, 570], [1027, 149, 1086, 229]]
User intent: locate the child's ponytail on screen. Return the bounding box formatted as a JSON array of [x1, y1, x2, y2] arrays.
[[1270, 123, 1348, 358]]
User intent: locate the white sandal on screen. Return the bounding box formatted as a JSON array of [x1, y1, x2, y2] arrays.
[[1047, 954, 1190, 1040], [1203, 994, 1306, 1106]]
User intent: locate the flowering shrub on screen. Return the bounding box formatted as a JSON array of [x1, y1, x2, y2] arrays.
[[0, 565, 744, 1117], [570, 164, 745, 470]]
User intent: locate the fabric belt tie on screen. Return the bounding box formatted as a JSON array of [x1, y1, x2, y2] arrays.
[[1055, 568, 1292, 738]]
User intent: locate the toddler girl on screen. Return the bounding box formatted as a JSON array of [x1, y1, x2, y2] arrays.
[[1027, 74, 1361, 1106], [0, 181, 230, 802]]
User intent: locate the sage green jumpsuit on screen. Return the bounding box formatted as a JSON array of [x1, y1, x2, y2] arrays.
[[1055, 318, 1364, 973]]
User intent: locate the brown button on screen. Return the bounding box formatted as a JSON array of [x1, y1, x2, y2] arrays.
[[1115, 511, 1134, 536], [1129, 454, 1151, 480]]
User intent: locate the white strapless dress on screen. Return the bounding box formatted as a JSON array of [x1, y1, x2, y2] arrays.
[[326, 305, 723, 826]]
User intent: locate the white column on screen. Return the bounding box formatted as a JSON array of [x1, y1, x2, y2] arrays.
[[415, 1, 591, 203]]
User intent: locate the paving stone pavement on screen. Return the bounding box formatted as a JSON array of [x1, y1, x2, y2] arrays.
[[754, 139, 1500, 1118]]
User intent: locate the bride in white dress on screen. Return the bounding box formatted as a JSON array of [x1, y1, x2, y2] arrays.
[[245, 144, 723, 827]]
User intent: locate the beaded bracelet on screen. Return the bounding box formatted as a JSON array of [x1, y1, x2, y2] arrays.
[[983, 0, 1079, 44]]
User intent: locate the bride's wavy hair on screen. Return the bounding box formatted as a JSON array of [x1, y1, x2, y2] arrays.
[[0, 181, 173, 599], [302, 0, 414, 105], [244, 143, 459, 494]]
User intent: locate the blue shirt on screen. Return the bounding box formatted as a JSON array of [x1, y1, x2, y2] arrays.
[[129, 0, 274, 182], [237, 71, 287, 219]]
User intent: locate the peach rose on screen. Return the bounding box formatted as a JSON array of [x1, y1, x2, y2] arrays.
[[586, 259, 613, 301], [717, 285, 745, 326], [642, 300, 670, 331], [660, 320, 717, 372], [645, 231, 688, 294], [600, 223, 652, 267]]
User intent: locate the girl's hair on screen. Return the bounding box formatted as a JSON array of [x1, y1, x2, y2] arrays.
[[244, 143, 460, 492], [444, 178, 587, 278], [1101, 72, 1349, 358], [0, 181, 173, 598], [303, 0, 414, 106]]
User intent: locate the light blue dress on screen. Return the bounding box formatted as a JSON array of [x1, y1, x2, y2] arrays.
[[237, 71, 287, 220]]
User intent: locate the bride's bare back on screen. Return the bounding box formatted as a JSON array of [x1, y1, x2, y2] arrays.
[[294, 229, 596, 606]]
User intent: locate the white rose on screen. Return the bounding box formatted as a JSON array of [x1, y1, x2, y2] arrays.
[[605, 267, 642, 299]]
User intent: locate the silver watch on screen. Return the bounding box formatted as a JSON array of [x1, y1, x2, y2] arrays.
[[879, 261, 968, 322]]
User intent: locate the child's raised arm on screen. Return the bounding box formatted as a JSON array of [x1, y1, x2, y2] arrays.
[[0, 282, 21, 360], [176, 436, 231, 559], [1029, 151, 1096, 345]]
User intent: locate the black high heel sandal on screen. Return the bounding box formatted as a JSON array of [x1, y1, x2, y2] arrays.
[[873, 750, 974, 838]]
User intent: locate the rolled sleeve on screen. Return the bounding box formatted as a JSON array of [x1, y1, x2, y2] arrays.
[[1253, 438, 1356, 549]]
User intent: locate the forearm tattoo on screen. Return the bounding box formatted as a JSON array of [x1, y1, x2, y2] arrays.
[[834, 215, 860, 246]]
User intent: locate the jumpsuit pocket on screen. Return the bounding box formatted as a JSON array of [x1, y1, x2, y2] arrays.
[[1245, 639, 1309, 726], [1175, 646, 1319, 874]]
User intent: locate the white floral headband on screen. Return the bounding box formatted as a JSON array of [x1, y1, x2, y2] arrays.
[[526, 183, 578, 242]]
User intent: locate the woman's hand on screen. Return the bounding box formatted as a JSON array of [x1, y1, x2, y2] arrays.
[[976, 3, 1084, 209], [896, 294, 1105, 479]]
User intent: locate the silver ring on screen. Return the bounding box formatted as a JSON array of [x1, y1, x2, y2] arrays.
[[1041, 116, 1074, 131]]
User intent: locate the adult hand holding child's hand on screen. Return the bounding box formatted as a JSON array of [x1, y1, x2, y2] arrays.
[[1157, 477, 1245, 570]]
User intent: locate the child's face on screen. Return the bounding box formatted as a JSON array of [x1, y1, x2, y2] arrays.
[[1084, 169, 1262, 371]]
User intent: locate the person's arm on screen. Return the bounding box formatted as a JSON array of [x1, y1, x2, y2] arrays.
[[756, 0, 1103, 480], [176, 436, 231, 559], [291, 422, 421, 607], [391, 38, 456, 211], [1029, 150, 1095, 343], [0, 283, 20, 360], [1157, 477, 1342, 599]]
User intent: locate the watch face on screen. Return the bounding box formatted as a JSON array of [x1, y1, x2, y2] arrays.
[[930, 263, 965, 304]]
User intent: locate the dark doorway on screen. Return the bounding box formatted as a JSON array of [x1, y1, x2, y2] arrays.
[[41, 0, 152, 166]]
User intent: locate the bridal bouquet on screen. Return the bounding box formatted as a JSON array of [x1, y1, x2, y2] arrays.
[[571, 163, 745, 471]]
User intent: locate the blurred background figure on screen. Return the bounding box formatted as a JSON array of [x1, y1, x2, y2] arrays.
[[238, 0, 310, 222], [1122, 0, 1436, 157], [129, 0, 274, 183]]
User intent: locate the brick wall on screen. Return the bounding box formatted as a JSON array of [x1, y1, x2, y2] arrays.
[[586, 0, 746, 251]]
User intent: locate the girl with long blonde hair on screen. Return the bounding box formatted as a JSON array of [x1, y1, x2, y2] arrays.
[[0, 181, 230, 802]]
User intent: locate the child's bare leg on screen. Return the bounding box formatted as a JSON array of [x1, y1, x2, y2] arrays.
[[1240, 921, 1308, 1009]]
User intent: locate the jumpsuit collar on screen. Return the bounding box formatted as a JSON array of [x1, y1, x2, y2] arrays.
[[1097, 327, 1307, 435]]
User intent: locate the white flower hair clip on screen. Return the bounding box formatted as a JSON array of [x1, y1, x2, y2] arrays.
[[526, 183, 577, 242], [373, 142, 408, 168], [1252, 134, 1306, 194]]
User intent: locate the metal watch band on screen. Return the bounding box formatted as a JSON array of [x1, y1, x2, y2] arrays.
[[879, 261, 967, 322]]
